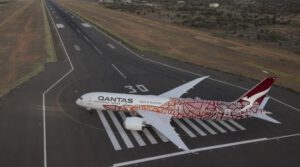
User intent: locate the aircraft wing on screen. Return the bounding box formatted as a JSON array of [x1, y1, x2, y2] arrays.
[[137, 110, 189, 151], [159, 76, 209, 98]]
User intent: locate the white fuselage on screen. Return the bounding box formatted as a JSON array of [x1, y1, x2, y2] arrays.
[[76, 92, 264, 120]]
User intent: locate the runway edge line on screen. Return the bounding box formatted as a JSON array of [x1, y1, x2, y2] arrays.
[[42, 1, 75, 167]]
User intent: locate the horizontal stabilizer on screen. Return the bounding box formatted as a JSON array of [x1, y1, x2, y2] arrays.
[[248, 113, 281, 124]]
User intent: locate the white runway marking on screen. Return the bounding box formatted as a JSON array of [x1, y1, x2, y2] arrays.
[[83, 35, 90, 42], [119, 112, 146, 147], [56, 23, 64, 28], [43, 2, 75, 167], [183, 119, 207, 136], [97, 110, 122, 151], [81, 22, 91, 28], [112, 138, 267, 167], [142, 128, 158, 144], [207, 120, 227, 133], [228, 120, 246, 131], [107, 111, 134, 149], [112, 133, 300, 166], [112, 64, 127, 79], [219, 121, 236, 132], [73, 45, 81, 51], [152, 128, 169, 142], [194, 119, 217, 135], [93, 46, 103, 55], [107, 43, 116, 49], [173, 119, 196, 138]]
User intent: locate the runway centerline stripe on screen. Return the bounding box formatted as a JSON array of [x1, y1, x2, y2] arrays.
[[119, 112, 146, 147], [194, 119, 217, 135], [228, 120, 246, 131], [56, 23, 64, 28], [93, 46, 103, 55], [207, 120, 227, 133], [97, 110, 122, 151], [83, 35, 90, 42], [183, 119, 207, 136], [107, 111, 134, 148], [173, 119, 196, 138], [218, 121, 236, 132], [112, 64, 127, 79]]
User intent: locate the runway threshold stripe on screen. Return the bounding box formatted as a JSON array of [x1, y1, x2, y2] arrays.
[[183, 119, 207, 136], [194, 120, 217, 135], [97, 110, 121, 151], [228, 120, 246, 131], [152, 128, 169, 142], [207, 120, 227, 133], [173, 119, 196, 138], [142, 129, 158, 144], [107, 111, 134, 148], [119, 112, 146, 147], [218, 121, 236, 132]]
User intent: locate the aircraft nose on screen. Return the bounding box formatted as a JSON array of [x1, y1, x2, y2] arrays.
[[76, 98, 81, 106]]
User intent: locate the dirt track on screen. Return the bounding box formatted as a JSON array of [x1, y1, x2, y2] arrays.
[[0, 0, 51, 95]]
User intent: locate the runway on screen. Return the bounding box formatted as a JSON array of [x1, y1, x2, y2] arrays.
[[0, 0, 299, 166]]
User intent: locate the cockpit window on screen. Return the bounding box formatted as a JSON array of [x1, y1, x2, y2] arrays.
[[79, 97, 83, 100]]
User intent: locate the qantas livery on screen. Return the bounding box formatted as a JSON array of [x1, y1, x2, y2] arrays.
[[76, 76, 279, 151]]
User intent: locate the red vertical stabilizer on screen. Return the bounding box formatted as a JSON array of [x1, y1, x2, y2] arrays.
[[236, 77, 277, 105]]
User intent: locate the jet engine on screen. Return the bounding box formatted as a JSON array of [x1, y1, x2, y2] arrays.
[[123, 117, 145, 131]]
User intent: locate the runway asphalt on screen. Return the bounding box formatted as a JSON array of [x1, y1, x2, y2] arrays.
[[0, 0, 299, 166]]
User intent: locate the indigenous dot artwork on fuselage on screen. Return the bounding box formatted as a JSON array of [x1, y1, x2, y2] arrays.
[[103, 98, 265, 121]]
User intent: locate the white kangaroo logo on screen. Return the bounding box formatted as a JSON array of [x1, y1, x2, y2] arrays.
[[239, 88, 270, 112]]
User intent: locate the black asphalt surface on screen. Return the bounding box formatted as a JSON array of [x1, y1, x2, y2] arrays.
[[0, 0, 299, 166]]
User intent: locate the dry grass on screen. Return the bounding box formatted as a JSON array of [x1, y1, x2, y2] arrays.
[[0, 0, 55, 96], [58, 0, 300, 92]]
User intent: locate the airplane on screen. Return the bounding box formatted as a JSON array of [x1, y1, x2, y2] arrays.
[[76, 76, 280, 151]]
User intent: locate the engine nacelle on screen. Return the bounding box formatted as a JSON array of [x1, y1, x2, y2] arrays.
[[123, 117, 145, 131]]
